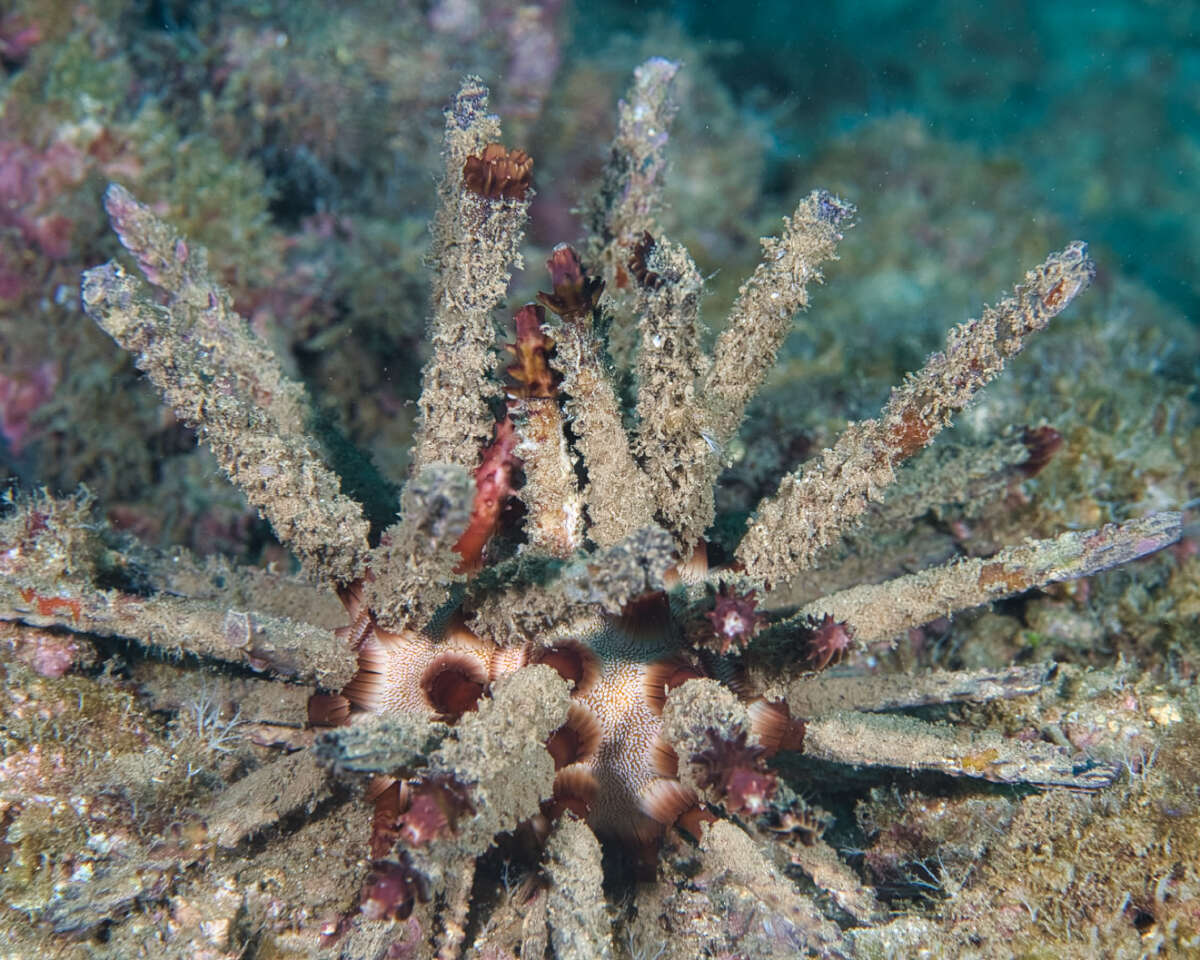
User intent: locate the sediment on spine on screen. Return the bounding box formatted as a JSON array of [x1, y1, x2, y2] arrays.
[[1, 547, 357, 693], [736, 243, 1096, 588], [512, 397, 584, 558], [582, 57, 680, 376], [364, 463, 474, 629], [101, 184, 311, 437], [776, 433, 1050, 606], [82, 186, 370, 585], [632, 235, 714, 548], [583, 57, 680, 299], [464, 526, 676, 645], [421, 666, 570, 860], [554, 318, 656, 546], [698, 820, 846, 953], [704, 189, 854, 449], [661, 679, 753, 796], [792, 511, 1181, 647], [413, 76, 531, 476], [544, 817, 616, 960]]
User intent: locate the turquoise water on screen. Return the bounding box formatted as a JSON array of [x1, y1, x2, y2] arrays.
[[589, 0, 1200, 323]]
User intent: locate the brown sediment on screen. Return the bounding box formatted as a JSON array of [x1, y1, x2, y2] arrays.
[[413, 79, 530, 477], [205, 750, 332, 849], [697, 820, 847, 954], [790, 512, 1181, 648], [363, 464, 474, 630]]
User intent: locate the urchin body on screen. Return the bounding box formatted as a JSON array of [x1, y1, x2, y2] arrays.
[[63, 60, 1183, 959], [336, 587, 793, 854]]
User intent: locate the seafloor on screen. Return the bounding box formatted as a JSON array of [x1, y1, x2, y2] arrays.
[[1, 1, 1197, 958]]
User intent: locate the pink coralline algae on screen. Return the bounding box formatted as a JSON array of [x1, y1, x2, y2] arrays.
[[4, 625, 86, 678], [0, 362, 57, 455]]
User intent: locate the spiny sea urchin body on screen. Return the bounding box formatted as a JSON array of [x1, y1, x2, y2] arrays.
[[53, 58, 1188, 959], [331, 564, 805, 859], [335, 605, 663, 843]]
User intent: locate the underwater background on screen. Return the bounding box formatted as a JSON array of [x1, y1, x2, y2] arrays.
[[595, 0, 1200, 325]]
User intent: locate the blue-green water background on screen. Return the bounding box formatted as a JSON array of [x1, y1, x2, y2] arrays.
[[590, 0, 1200, 324]]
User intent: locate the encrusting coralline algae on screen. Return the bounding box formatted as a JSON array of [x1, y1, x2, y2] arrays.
[[0, 58, 1196, 959]]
